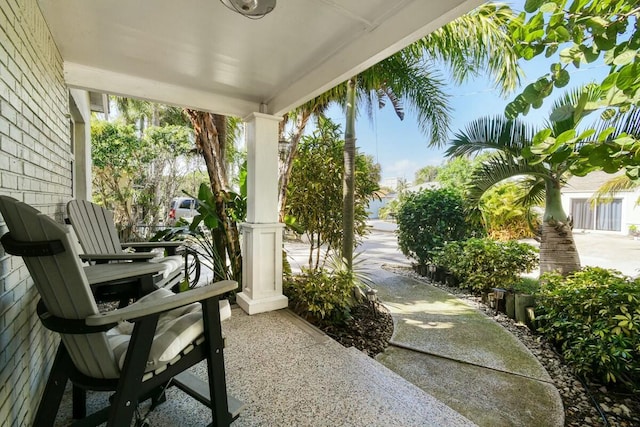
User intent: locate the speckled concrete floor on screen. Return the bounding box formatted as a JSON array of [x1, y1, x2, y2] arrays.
[[55, 307, 475, 426]]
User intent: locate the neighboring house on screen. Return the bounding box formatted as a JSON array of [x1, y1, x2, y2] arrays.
[[561, 171, 640, 235], [368, 191, 397, 219]]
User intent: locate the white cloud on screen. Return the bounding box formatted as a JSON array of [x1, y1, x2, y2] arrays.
[[381, 156, 446, 183], [383, 159, 418, 180]]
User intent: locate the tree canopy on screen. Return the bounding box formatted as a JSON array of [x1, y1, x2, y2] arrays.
[[507, 0, 640, 178]]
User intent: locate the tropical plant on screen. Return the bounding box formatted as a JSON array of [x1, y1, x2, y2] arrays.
[[107, 97, 200, 229], [448, 86, 616, 275], [506, 0, 640, 118], [414, 165, 440, 184], [396, 188, 472, 266], [283, 267, 357, 326], [185, 111, 244, 284], [286, 117, 379, 270], [506, 0, 640, 179], [433, 238, 538, 293], [479, 181, 539, 240], [536, 267, 640, 390], [277, 3, 524, 265], [153, 179, 246, 285], [435, 155, 490, 194], [91, 119, 191, 236]]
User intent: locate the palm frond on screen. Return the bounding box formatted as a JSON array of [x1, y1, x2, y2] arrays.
[[517, 176, 546, 207], [410, 2, 522, 95], [547, 84, 602, 134], [590, 106, 640, 140], [363, 56, 452, 144], [447, 116, 536, 158], [591, 174, 637, 204], [466, 152, 548, 205]]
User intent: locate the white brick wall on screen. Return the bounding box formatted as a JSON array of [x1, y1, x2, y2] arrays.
[[0, 0, 72, 425]]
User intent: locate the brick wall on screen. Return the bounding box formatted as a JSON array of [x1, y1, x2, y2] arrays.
[[0, 0, 72, 424]]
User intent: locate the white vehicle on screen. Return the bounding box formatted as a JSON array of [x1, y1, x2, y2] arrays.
[[168, 197, 198, 225]]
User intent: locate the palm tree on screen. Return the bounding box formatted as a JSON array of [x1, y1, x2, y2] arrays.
[[341, 3, 522, 267], [278, 3, 523, 267], [446, 87, 631, 275]]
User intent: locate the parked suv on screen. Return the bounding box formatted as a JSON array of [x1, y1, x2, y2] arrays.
[[168, 197, 198, 225]]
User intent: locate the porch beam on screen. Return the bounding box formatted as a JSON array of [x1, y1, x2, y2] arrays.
[[64, 62, 261, 118]]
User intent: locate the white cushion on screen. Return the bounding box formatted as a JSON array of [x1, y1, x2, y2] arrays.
[[149, 255, 184, 279], [107, 288, 230, 373]]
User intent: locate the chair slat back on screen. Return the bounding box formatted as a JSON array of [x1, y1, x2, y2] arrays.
[[0, 196, 120, 378], [67, 200, 123, 255]]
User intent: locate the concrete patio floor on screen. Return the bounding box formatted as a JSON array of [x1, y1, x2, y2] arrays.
[[55, 306, 475, 426]]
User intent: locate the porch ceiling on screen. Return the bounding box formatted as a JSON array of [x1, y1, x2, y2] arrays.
[[39, 0, 483, 117]]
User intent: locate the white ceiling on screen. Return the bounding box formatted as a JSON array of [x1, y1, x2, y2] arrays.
[[39, 0, 484, 117]]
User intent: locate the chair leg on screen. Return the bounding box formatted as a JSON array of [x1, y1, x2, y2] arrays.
[[202, 297, 231, 427], [72, 385, 87, 419], [107, 315, 159, 427], [33, 344, 72, 427], [150, 383, 169, 409]]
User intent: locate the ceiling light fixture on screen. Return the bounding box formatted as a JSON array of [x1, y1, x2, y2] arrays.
[[220, 0, 276, 19]]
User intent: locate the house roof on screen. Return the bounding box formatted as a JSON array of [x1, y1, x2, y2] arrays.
[[38, 0, 483, 117], [563, 170, 627, 193]]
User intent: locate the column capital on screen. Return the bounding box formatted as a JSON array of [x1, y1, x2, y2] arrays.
[[243, 112, 283, 123]]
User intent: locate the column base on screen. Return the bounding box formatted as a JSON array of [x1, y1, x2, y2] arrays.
[[237, 292, 288, 315]]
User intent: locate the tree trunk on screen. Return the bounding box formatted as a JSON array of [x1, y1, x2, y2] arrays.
[[342, 77, 357, 270], [186, 110, 242, 283], [277, 111, 312, 222], [540, 180, 580, 275]]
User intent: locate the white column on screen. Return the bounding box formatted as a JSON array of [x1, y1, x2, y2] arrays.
[[236, 112, 288, 315]]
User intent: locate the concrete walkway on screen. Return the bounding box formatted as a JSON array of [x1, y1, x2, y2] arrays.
[[286, 224, 565, 426], [372, 269, 563, 426]]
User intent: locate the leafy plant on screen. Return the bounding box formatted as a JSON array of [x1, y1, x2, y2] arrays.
[[286, 117, 380, 270], [512, 277, 540, 295], [396, 188, 473, 265], [506, 0, 640, 179], [284, 268, 357, 326], [153, 181, 246, 285], [479, 181, 539, 240], [433, 238, 539, 293], [536, 267, 640, 390]]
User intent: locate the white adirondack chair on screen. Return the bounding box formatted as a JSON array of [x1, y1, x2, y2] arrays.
[[0, 196, 243, 426], [67, 199, 232, 320], [66, 200, 189, 287]]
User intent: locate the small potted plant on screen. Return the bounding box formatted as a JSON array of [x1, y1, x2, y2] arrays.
[[629, 224, 640, 240]]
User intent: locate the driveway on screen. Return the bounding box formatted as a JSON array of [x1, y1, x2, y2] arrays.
[[366, 220, 640, 278]]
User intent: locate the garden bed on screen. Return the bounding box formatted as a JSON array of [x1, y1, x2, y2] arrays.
[[288, 299, 394, 358]]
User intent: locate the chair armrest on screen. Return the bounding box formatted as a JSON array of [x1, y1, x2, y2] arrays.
[[122, 241, 184, 251], [84, 263, 164, 286], [80, 253, 157, 262], [86, 280, 237, 326]]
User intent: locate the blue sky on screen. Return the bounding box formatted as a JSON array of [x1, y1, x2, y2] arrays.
[[323, 1, 611, 184]]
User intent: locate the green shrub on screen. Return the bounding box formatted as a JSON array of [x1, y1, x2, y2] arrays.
[[512, 277, 540, 294], [536, 267, 640, 390], [434, 238, 538, 293], [396, 188, 471, 265], [284, 268, 356, 325]]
